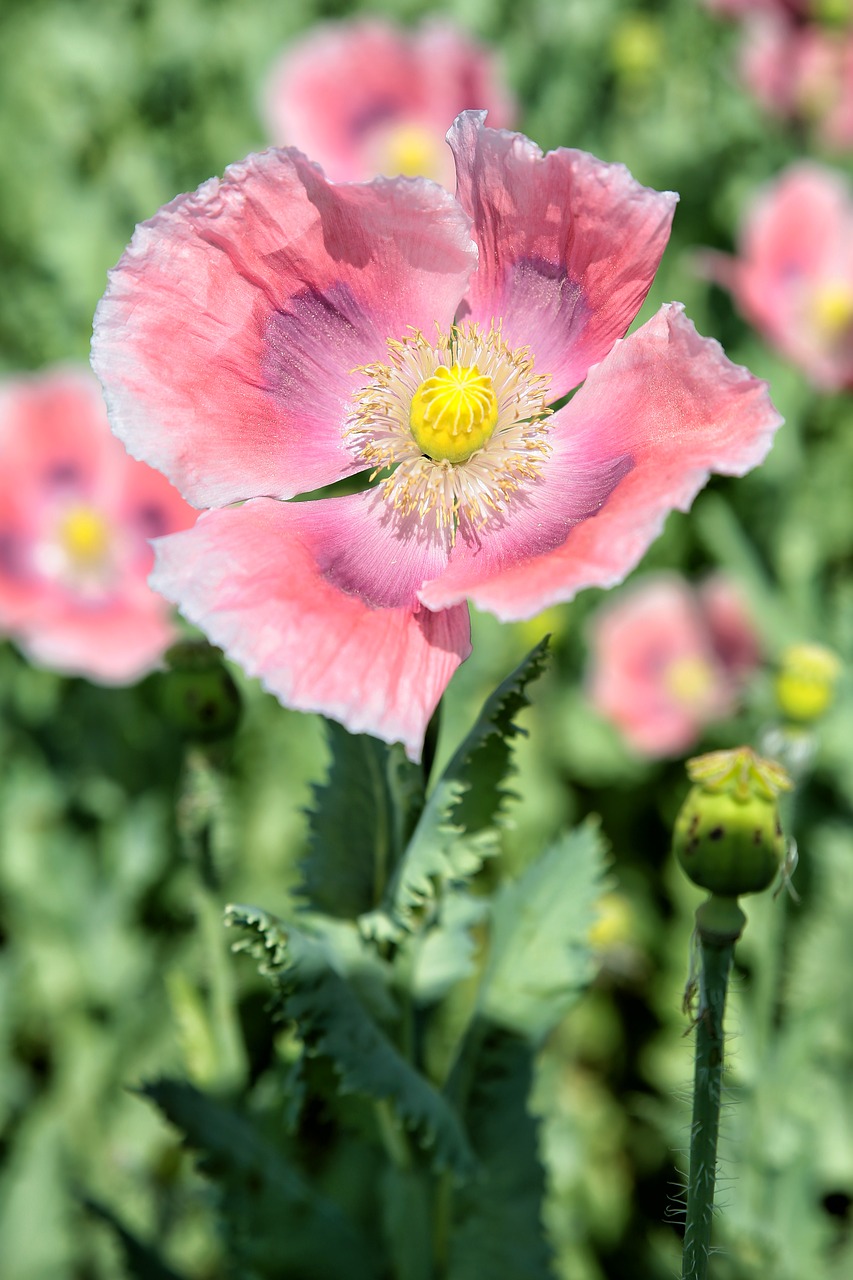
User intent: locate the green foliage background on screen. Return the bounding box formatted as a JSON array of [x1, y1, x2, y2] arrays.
[[1, 1, 853, 1277]]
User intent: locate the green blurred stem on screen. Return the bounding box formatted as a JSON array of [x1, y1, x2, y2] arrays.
[[682, 925, 738, 1280], [374, 1102, 433, 1280], [179, 749, 247, 1090]]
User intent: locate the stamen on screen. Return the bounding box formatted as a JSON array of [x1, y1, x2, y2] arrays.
[[345, 322, 552, 538]]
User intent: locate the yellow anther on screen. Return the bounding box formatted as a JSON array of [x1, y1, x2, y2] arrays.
[[409, 363, 499, 464], [811, 282, 853, 340], [59, 506, 111, 566]]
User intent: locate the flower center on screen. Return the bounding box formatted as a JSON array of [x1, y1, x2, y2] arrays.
[[59, 506, 111, 567], [409, 363, 499, 463], [811, 281, 853, 341], [380, 122, 443, 179], [346, 322, 552, 536], [665, 656, 717, 709]]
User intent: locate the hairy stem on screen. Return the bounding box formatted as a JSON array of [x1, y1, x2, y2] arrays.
[[683, 931, 736, 1280]]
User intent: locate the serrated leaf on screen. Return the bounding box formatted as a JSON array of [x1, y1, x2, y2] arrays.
[[83, 1197, 187, 1280], [365, 638, 550, 938], [227, 904, 475, 1175], [477, 821, 608, 1042], [299, 720, 424, 918], [447, 1029, 554, 1280], [138, 1078, 379, 1280]]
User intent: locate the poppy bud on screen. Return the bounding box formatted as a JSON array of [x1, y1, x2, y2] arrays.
[[159, 639, 241, 741], [674, 747, 792, 898], [775, 643, 841, 724]]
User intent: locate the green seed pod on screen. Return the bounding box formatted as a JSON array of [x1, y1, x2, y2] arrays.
[[673, 747, 792, 897], [159, 639, 241, 741]]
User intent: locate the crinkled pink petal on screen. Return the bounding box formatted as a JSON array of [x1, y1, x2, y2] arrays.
[[150, 498, 470, 759], [448, 111, 678, 399], [261, 19, 514, 187], [586, 574, 734, 758], [92, 149, 476, 509], [419, 304, 782, 619]]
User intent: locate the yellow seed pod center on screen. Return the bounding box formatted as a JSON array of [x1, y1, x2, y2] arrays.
[[409, 363, 499, 464], [59, 506, 111, 566]]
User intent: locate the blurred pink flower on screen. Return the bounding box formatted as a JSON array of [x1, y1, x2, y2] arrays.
[[91, 111, 781, 760], [704, 163, 853, 388], [586, 574, 761, 758], [699, 572, 762, 678], [739, 14, 853, 147], [261, 18, 515, 186], [0, 366, 195, 682], [704, 0, 806, 16]]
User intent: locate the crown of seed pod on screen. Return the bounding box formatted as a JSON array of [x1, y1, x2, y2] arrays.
[[673, 747, 792, 898]]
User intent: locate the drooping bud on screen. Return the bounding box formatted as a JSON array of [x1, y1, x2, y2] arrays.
[[774, 642, 841, 724], [673, 747, 792, 899], [159, 639, 241, 741]]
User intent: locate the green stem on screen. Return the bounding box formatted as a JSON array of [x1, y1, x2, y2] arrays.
[[682, 928, 737, 1280], [178, 748, 247, 1090]]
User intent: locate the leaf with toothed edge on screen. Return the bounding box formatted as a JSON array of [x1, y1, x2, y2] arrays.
[[83, 1197, 187, 1280], [476, 821, 609, 1043], [299, 720, 424, 919], [360, 637, 551, 942], [136, 1078, 380, 1280], [226, 903, 475, 1176], [446, 1028, 555, 1280]]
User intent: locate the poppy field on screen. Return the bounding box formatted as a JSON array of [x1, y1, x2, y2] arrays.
[[1, 1, 852, 1278]]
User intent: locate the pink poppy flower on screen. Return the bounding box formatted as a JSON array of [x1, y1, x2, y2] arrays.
[[796, 26, 853, 148], [261, 18, 515, 187], [704, 0, 805, 17], [704, 162, 853, 389], [0, 365, 195, 682], [91, 112, 781, 760], [698, 572, 762, 679], [586, 574, 760, 758], [738, 14, 853, 147]]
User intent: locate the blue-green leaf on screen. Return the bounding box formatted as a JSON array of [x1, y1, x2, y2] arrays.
[[477, 821, 608, 1042], [227, 904, 474, 1175], [363, 638, 550, 939], [299, 720, 424, 919], [138, 1078, 379, 1280], [447, 1029, 554, 1280]]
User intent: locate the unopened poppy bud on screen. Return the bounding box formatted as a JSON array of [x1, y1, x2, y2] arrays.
[[673, 747, 792, 897], [159, 640, 241, 741], [775, 642, 841, 724]]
